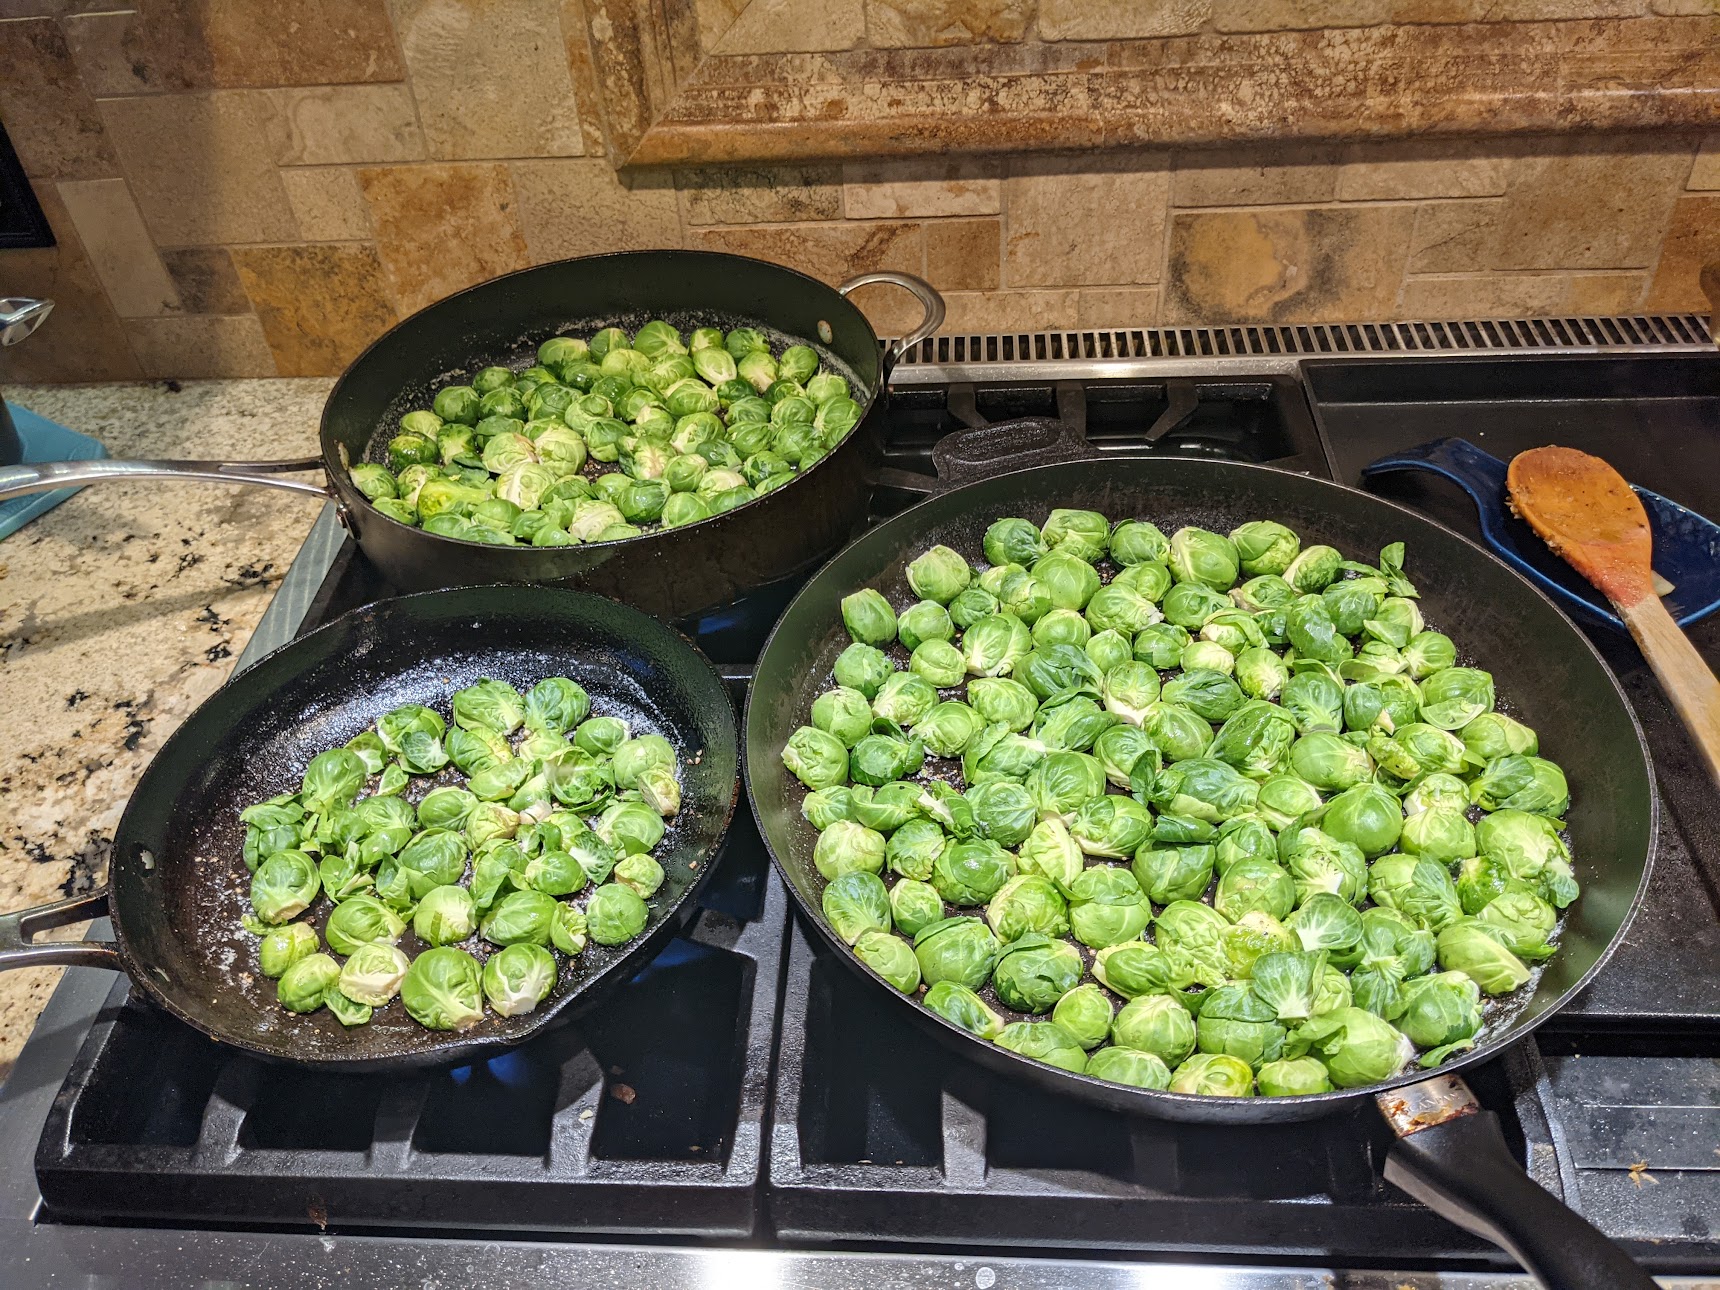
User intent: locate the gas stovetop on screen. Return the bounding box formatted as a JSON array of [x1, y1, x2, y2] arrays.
[[4, 319, 1719, 1289]]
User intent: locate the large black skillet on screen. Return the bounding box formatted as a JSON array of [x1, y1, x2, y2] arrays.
[[746, 457, 1658, 1289], [0, 251, 943, 623], [0, 586, 739, 1073]]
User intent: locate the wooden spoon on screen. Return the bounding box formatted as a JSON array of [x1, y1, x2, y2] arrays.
[[1508, 446, 1720, 786]]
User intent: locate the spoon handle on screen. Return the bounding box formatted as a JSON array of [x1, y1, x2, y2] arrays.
[[1618, 588, 1720, 787]]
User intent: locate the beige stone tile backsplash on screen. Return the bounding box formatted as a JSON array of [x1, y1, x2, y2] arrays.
[[1, 3, 1716, 383]]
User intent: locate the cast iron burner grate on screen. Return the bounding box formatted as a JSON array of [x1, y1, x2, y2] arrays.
[[35, 812, 782, 1237], [31, 352, 1720, 1269]]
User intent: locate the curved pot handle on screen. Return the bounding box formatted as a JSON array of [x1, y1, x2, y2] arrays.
[[0, 891, 122, 971], [1378, 1076, 1658, 1290], [0, 458, 330, 504], [837, 271, 946, 370]]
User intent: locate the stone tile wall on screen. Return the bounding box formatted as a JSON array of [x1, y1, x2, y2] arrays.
[[0, 0, 1715, 382]]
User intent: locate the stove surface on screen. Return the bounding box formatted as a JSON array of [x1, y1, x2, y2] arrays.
[[5, 341, 1719, 1288]]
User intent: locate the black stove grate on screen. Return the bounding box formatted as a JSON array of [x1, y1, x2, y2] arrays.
[[36, 815, 784, 1237], [30, 356, 1720, 1267]]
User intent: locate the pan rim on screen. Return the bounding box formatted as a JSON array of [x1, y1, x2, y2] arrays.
[[744, 454, 1659, 1119], [108, 583, 742, 1072], [317, 248, 895, 560]]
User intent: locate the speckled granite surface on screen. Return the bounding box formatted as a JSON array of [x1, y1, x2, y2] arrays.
[[0, 379, 331, 1079]]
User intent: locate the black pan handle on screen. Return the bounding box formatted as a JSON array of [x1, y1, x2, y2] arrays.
[[0, 458, 330, 503], [1378, 1076, 1658, 1290], [838, 271, 945, 370], [0, 890, 121, 971]]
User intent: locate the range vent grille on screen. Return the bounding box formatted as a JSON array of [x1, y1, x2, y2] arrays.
[[895, 314, 1714, 368]]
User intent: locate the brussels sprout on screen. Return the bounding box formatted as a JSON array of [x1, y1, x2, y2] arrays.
[[1411, 666, 1493, 731], [978, 875, 1064, 945], [938, 585, 994, 632], [1148, 757, 1259, 824], [1226, 648, 1285, 703], [990, 934, 1083, 1014], [277, 953, 342, 1014], [932, 838, 1014, 906], [922, 979, 1003, 1039], [914, 917, 1000, 990], [1066, 794, 1151, 860], [899, 545, 970, 605], [1066, 865, 1152, 948], [1257, 1056, 1333, 1097], [1436, 921, 1531, 994], [913, 702, 981, 762], [1286, 732, 1372, 793], [959, 679, 1031, 734], [1161, 582, 1230, 631], [1033, 694, 1116, 753], [350, 463, 399, 503], [1394, 970, 1483, 1049], [820, 930, 912, 1006], [1461, 712, 1538, 764], [1213, 909, 1291, 980], [851, 727, 926, 786], [399, 947, 484, 1031], [1094, 724, 1156, 790], [1019, 749, 1100, 820], [1321, 578, 1383, 637], [1127, 843, 1212, 905], [1284, 895, 1362, 960], [1011, 817, 1080, 892], [1317, 783, 1402, 858], [1475, 889, 1557, 960], [1141, 702, 1214, 763], [1475, 809, 1577, 906], [1165, 1052, 1253, 1096], [1397, 628, 1455, 680], [477, 887, 556, 948], [1454, 855, 1517, 917], [822, 870, 892, 945], [1165, 526, 1239, 591], [1160, 670, 1244, 724], [1213, 856, 1295, 923], [259, 922, 320, 979], [1099, 518, 1164, 566], [1024, 511, 1100, 563], [873, 672, 938, 728], [473, 942, 555, 1018], [1030, 608, 1090, 651], [1207, 700, 1295, 778], [798, 789, 854, 836], [300, 747, 367, 816], [960, 613, 1031, 679], [1280, 544, 1340, 594], [1129, 624, 1187, 671], [388, 431, 440, 475], [1397, 804, 1477, 866], [1229, 520, 1300, 577], [805, 686, 870, 749], [1149, 899, 1228, 982], [849, 782, 920, 834], [1292, 1006, 1414, 1087], [884, 599, 950, 654], [1084, 584, 1160, 638], [1469, 755, 1569, 818], [1025, 552, 1097, 615], [768, 344, 813, 385], [955, 779, 1028, 846], [976, 518, 1042, 568], [812, 820, 886, 880], [879, 879, 941, 941], [573, 883, 645, 948], [990, 1020, 1086, 1073], [1247, 950, 1333, 1023], [1370, 855, 1463, 933], [834, 589, 896, 646], [338, 942, 410, 1008], [783, 725, 849, 790], [1029, 989, 1106, 1058], [1115, 560, 1173, 601], [1100, 995, 1195, 1070], [1194, 983, 1288, 1069], [1280, 828, 1367, 906], [250, 850, 320, 925]]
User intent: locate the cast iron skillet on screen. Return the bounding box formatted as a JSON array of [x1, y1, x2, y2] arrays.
[[0, 252, 944, 622], [745, 457, 1658, 1289], [0, 586, 740, 1073]]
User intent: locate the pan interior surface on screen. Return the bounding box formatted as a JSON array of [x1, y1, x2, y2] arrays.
[[322, 251, 879, 481], [111, 586, 739, 1067], [746, 458, 1654, 1123]]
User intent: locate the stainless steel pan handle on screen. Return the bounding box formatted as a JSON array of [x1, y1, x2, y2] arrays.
[[838, 271, 946, 367], [1379, 1076, 1659, 1289], [0, 891, 120, 971], [0, 457, 331, 502]]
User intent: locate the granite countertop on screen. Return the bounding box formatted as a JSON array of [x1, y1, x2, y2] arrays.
[[0, 379, 331, 1081]]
